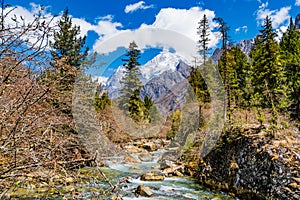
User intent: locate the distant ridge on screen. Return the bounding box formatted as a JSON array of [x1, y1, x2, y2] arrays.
[[211, 39, 254, 64], [295, 13, 300, 31]]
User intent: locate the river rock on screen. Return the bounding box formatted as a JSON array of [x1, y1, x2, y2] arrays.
[[160, 160, 177, 170], [289, 182, 298, 189], [161, 139, 171, 146], [161, 166, 184, 177], [124, 154, 140, 163], [124, 145, 143, 153], [140, 171, 164, 181], [135, 184, 154, 197], [293, 177, 300, 183], [159, 159, 186, 177], [138, 151, 153, 162], [142, 142, 159, 151], [174, 170, 184, 177]]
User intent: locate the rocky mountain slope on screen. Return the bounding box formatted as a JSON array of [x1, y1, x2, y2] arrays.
[[141, 61, 191, 114], [211, 39, 254, 64], [105, 51, 192, 114]]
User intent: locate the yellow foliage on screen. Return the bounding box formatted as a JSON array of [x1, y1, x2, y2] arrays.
[[271, 154, 279, 160], [230, 162, 239, 170], [293, 177, 300, 183], [289, 182, 298, 189]]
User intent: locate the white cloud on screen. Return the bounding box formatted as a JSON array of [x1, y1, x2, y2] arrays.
[[91, 7, 220, 64], [67, 15, 122, 38], [73, 17, 122, 39], [92, 19, 122, 37], [0, 5, 59, 48], [296, 0, 300, 6], [258, 2, 268, 9], [0, 4, 122, 46], [1, 5, 37, 25], [29, 3, 50, 16], [93, 28, 199, 64], [256, 3, 291, 41], [271, 7, 291, 28], [4, 4, 220, 63], [72, 18, 95, 37], [256, 3, 291, 29], [124, 1, 153, 13], [146, 7, 218, 44], [235, 25, 248, 33], [95, 15, 114, 21]]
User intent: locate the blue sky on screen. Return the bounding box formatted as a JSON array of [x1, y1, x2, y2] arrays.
[[3, 0, 300, 76], [6, 0, 300, 43]]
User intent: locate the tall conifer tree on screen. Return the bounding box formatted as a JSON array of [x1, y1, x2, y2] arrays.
[[48, 8, 89, 116], [280, 17, 300, 121], [214, 17, 231, 119], [119, 41, 144, 122], [250, 16, 287, 126], [50, 8, 89, 88], [226, 46, 250, 108], [197, 14, 210, 66]]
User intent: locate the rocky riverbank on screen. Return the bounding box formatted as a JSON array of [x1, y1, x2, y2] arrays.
[[105, 138, 235, 199], [196, 126, 300, 200]]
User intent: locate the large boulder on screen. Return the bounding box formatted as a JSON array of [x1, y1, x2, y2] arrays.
[[135, 184, 154, 197], [142, 142, 159, 152], [138, 151, 153, 162], [160, 160, 177, 170], [140, 171, 164, 181]]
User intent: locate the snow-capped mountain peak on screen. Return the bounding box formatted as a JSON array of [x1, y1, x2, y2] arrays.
[[140, 50, 186, 82], [105, 50, 189, 99]]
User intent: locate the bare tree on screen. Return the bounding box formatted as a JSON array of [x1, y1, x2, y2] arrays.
[[0, 2, 94, 197]]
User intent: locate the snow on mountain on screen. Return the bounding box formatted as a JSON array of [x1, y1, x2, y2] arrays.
[[106, 50, 187, 98], [106, 65, 126, 99], [236, 39, 254, 55], [91, 76, 108, 86], [139, 50, 186, 83], [141, 60, 192, 114]]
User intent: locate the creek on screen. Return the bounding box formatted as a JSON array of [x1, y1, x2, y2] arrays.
[[8, 140, 236, 200], [92, 146, 236, 200]]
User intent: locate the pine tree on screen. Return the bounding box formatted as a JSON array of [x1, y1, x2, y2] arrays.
[[189, 67, 210, 103], [214, 17, 231, 119], [95, 83, 111, 111], [280, 17, 300, 121], [226, 46, 250, 108], [48, 8, 89, 115], [143, 95, 155, 122], [197, 14, 210, 66], [143, 95, 154, 113], [250, 16, 287, 127], [190, 15, 211, 129], [50, 8, 89, 89], [119, 41, 144, 122]]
